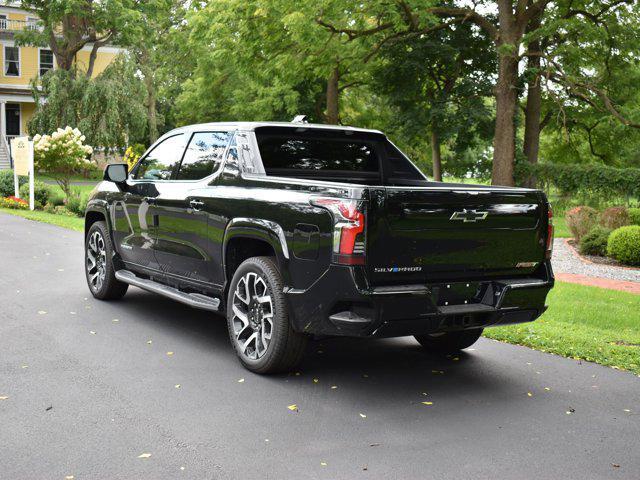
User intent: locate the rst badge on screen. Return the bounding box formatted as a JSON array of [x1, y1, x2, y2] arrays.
[[450, 209, 488, 223]]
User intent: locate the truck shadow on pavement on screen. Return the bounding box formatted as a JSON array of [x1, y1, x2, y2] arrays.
[[118, 289, 527, 403]]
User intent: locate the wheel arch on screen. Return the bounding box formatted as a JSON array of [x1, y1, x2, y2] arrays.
[[84, 201, 110, 238], [223, 218, 291, 293]]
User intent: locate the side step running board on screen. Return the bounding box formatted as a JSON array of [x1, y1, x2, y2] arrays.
[[115, 270, 220, 312]]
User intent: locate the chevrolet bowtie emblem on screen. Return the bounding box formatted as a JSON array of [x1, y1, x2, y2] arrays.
[[450, 209, 488, 223]]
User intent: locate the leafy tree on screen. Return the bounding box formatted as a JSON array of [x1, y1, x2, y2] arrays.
[[372, 22, 495, 180], [177, 0, 377, 125], [18, 0, 140, 76], [29, 56, 147, 151], [315, 0, 640, 186]]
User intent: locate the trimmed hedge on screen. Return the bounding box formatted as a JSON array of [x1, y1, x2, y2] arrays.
[[517, 162, 640, 199], [579, 226, 611, 256], [607, 226, 640, 266], [630, 208, 640, 225], [0, 169, 27, 197]]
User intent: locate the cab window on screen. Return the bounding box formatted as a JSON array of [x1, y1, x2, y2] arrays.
[[176, 131, 232, 180], [133, 134, 187, 180]]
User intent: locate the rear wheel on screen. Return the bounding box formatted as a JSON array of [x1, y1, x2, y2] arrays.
[[414, 328, 483, 353], [226, 256, 308, 374], [85, 221, 128, 300]]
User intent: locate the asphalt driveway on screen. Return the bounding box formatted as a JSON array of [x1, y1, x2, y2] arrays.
[[1, 212, 639, 479]]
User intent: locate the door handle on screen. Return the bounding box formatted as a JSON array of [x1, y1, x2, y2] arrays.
[[189, 199, 205, 211], [143, 196, 157, 205]]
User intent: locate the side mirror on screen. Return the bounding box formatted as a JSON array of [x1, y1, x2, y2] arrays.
[[104, 163, 128, 184]]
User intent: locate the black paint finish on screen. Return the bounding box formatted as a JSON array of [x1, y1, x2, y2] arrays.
[[86, 122, 554, 338]]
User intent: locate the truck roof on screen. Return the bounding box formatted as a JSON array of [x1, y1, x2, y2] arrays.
[[168, 121, 385, 136]]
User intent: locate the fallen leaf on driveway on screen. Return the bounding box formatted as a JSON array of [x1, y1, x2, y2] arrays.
[[320, 462, 327, 466], [175, 384, 181, 389], [527, 392, 532, 397], [287, 404, 298, 412], [238, 378, 245, 383], [65, 476, 74, 479], [70, 312, 76, 315], [112, 319, 119, 322], [38, 310, 47, 315], [331, 385, 338, 389], [623, 409, 631, 412], [359, 413, 367, 418], [431, 370, 444, 375], [544, 387, 551, 391], [422, 402, 433, 406], [147, 340, 152, 344], [167, 351, 174, 356], [45, 405, 52, 411], [90, 331, 96, 335], [0, 396, 8, 400], [369, 443, 380, 447], [611, 463, 620, 468], [21, 365, 28, 369], [138, 453, 151, 459], [313, 378, 319, 383]]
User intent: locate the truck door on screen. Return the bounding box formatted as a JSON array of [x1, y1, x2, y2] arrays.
[[152, 131, 232, 290], [114, 133, 187, 275]]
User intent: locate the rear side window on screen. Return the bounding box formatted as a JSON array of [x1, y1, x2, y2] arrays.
[[177, 131, 232, 180], [133, 134, 187, 180], [256, 128, 380, 173]]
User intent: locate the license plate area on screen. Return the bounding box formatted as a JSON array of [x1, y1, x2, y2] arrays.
[[433, 282, 486, 307]]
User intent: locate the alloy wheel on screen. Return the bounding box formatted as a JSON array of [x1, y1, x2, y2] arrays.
[[232, 272, 274, 360], [86, 230, 107, 292]]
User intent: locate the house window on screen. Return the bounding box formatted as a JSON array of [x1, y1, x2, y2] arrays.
[[0, 15, 7, 30], [4, 46, 19, 76], [39, 49, 54, 76]]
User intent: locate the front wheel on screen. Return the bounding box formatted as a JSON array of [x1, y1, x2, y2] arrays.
[[85, 221, 128, 300], [414, 328, 483, 353], [226, 256, 307, 374]]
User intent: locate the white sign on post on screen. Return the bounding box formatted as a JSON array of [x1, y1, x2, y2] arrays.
[[11, 136, 35, 211]]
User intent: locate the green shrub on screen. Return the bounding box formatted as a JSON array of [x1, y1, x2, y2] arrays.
[[607, 226, 640, 266], [599, 206, 629, 230], [566, 206, 598, 241], [66, 190, 88, 217], [19, 180, 51, 208], [516, 162, 640, 199], [0, 169, 27, 197], [630, 208, 640, 226], [579, 226, 611, 256]]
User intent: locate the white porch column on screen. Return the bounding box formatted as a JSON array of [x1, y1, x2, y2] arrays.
[[0, 100, 6, 140]]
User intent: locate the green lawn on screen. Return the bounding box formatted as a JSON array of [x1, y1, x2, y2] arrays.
[[554, 216, 570, 238], [484, 282, 640, 374], [0, 207, 83, 231]]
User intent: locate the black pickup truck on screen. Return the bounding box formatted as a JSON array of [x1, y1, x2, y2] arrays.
[[85, 121, 554, 373]]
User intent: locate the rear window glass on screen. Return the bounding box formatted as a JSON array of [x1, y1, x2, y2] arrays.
[[256, 128, 380, 172]]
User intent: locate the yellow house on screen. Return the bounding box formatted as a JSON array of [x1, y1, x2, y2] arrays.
[[0, 1, 124, 169]]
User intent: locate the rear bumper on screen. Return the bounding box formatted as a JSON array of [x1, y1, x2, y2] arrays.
[[285, 261, 554, 338]]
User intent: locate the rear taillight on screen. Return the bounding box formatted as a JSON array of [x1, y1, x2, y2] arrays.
[[546, 205, 554, 259], [311, 197, 366, 265]]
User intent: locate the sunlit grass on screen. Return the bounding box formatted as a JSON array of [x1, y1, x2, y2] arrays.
[[485, 282, 640, 374]]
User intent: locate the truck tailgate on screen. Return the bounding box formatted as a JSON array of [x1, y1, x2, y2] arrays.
[[366, 187, 547, 285]]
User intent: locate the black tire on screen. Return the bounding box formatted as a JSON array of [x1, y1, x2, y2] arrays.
[[85, 221, 128, 300], [226, 256, 308, 374], [414, 328, 483, 353]]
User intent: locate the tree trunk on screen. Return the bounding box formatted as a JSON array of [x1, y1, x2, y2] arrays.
[[522, 46, 542, 188], [491, 52, 519, 186], [326, 66, 340, 124], [430, 129, 442, 181], [139, 49, 159, 144]]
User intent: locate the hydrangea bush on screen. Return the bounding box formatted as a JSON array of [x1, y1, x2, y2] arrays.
[[33, 126, 94, 201]]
